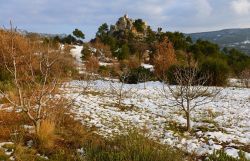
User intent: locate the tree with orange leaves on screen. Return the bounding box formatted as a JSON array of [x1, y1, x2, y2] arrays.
[[154, 37, 177, 79]]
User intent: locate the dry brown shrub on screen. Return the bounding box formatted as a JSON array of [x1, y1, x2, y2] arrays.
[[154, 37, 177, 79], [63, 44, 75, 54], [91, 37, 112, 58], [122, 56, 141, 70], [0, 28, 77, 134], [37, 119, 56, 149], [47, 50, 77, 78], [0, 29, 38, 80], [0, 29, 76, 80], [0, 110, 30, 141], [85, 56, 100, 74], [111, 62, 122, 77], [240, 68, 250, 88]]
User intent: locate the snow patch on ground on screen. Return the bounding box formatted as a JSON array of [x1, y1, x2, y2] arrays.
[[64, 80, 250, 157], [70, 45, 83, 65], [141, 63, 154, 71]]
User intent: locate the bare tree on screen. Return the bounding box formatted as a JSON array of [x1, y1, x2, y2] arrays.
[[163, 66, 220, 132], [109, 71, 135, 110], [239, 68, 250, 88], [0, 29, 59, 133], [139, 70, 151, 89], [85, 55, 99, 75]]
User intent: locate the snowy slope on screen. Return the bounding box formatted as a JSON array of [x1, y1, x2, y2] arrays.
[[70, 45, 83, 64], [70, 45, 85, 73], [64, 80, 250, 158]]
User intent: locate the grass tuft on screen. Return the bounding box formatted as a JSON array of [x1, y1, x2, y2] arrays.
[[37, 119, 56, 149]]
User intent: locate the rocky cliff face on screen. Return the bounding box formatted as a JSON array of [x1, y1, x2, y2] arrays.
[[110, 14, 148, 39], [116, 14, 133, 31]]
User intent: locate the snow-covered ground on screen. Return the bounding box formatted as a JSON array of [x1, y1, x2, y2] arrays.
[[70, 45, 83, 64], [67, 44, 250, 158], [0, 142, 15, 160], [63, 80, 250, 158], [70, 45, 85, 73], [141, 63, 154, 71], [229, 78, 250, 88]]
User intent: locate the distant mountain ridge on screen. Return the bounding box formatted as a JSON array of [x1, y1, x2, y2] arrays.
[[16, 29, 67, 38], [12, 26, 250, 56], [187, 28, 250, 55]]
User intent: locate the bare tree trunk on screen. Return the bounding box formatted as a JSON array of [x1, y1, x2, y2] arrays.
[[35, 120, 41, 134], [186, 100, 191, 131], [164, 63, 219, 132], [186, 111, 191, 132]]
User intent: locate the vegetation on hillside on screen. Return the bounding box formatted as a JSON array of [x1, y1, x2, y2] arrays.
[[81, 15, 250, 86], [0, 15, 250, 161]]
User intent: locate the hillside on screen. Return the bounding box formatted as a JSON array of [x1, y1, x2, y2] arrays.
[[187, 28, 250, 55], [0, 16, 250, 160]]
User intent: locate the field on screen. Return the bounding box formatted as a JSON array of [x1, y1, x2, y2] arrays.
[[64, 79, 250, 158]]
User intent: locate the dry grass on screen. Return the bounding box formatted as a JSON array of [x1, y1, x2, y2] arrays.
[[0, 148, 8, 160], [37, 119, 56, 149], [13, 144, 41, 161], [85, 56, 100, 74], [0, 102, 196, 161], [0, 110, 30, 141]]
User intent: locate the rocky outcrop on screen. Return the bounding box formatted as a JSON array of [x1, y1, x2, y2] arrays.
[[110, 14, 148, 39], [116, 14, 133, 31]]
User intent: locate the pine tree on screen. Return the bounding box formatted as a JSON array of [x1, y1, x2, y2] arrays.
[[73, 28, 85, 39]]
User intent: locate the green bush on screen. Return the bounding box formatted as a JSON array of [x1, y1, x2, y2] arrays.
[[122, 67, 154, 84], [166, 65, 179, 85], [98, 65, 111, 77], [118, 44, 130, 60], [166, 61, 229, 86], [226, 48, 250, 76], [0, 69, 12, 82], [133, 19, 146, 33], [81, 44, 92, 61], [207, 150, 249, 161], [0, 149, 8, 161], [200, 58, 230, 86], [61, 34, 77, 44], [0, 68, 13, 91], [85, 131, 185, 161], [166, 65, 201, 85]]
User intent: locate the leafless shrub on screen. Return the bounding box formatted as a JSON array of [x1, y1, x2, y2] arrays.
[[109, 71, 136, 109], [163, 66, 220, 132], [138, 71, 151, 89], [0, 27, 63, 134], [239, 68, 250, 88], [85, 56, 100, 74], [91, 38, 112, 58]]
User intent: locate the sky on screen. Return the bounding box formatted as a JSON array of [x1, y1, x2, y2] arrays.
[[1, 0, 250, 40]]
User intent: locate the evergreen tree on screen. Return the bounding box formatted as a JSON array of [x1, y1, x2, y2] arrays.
[[96, 23, 109, 38], [227, 48, 250, 75], [81, 44, 92, 61], [73, 28, 85, 39], [118, 44, 130, 60], [133, 19, 145, 33], [62, 34, 77, 44]]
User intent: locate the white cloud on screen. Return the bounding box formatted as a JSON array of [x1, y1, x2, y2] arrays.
[[1, 0, 250, 38], [231, 0, 250, 15], [195, 0, 213, 17]]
